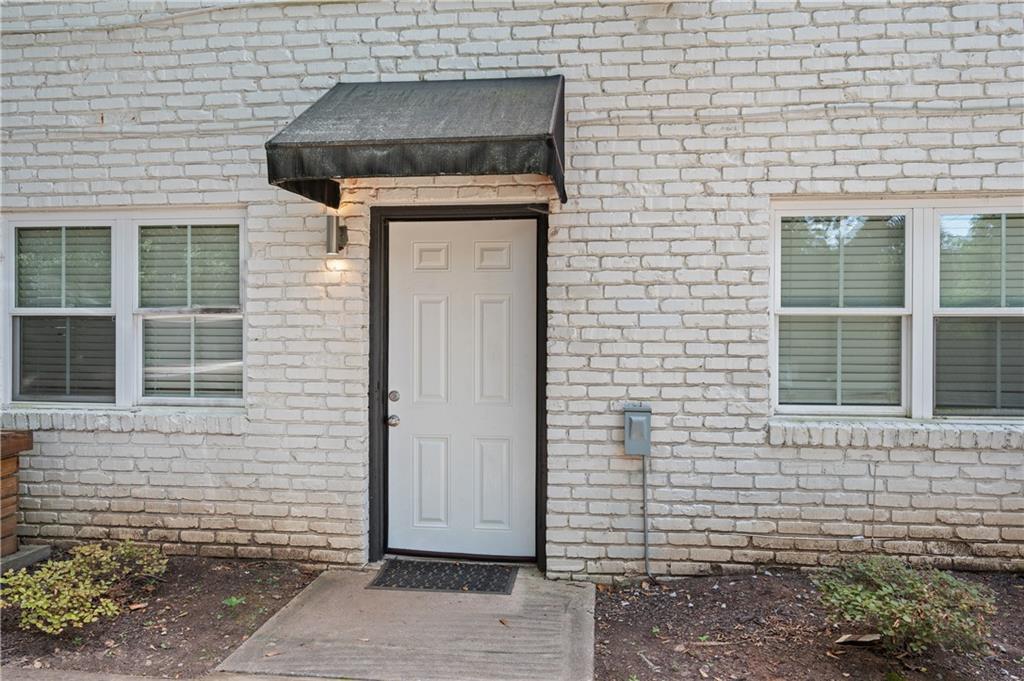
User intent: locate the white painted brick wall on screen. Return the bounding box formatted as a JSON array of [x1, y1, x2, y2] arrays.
[[2, 1, 1022, 577]]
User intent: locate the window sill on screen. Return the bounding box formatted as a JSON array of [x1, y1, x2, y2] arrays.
[[768, 416, 1024, 451], [1, 404, 246, 435]]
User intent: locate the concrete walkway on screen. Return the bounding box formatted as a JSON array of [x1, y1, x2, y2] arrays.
[[0, 670, 331, 681], [218, 567, 595, 681]]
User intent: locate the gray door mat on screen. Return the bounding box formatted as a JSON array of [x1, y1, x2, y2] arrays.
[[368, 558, 518, 594]]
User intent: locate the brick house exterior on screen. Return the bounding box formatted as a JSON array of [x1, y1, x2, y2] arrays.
[[1, 1, 1022, 580]]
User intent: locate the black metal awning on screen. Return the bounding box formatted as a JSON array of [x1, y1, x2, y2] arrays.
[[265, 75, 567, 207]]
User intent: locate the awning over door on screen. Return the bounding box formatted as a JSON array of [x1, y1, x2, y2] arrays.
[[265, 75, 567, 207]]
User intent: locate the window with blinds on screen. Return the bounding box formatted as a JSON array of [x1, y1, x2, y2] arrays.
[[17, 227, 112, 307], [777, 215, 906, 410], [13, 226, 114, 402], [935, 213, 1024, 415], [138, 225, 242, 399]]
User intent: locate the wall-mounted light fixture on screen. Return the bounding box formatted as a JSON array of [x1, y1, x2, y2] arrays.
[[327, 215, 348, 254]]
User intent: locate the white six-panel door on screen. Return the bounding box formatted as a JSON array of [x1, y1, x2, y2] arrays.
[[387, 219, 536, 557]]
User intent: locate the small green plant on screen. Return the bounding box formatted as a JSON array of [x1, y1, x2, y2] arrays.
[[627, 675, 640, 681], [650, 625, 660, 637], [71, 541, 167, 584], [222, 595, 246, 608], [698, 633, 710, 642], [0, 541, 166, 635], [813, 556, 995, 655]]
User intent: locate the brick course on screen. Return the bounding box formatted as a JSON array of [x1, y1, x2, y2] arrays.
[[1, 1, 1022, 577]]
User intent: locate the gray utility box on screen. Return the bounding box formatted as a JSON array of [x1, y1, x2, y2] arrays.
[[623, 402, 652, 456]]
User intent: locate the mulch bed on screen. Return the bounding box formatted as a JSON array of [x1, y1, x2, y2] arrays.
[[595, 570, 1024, 681], [1, 556, 317, 678]]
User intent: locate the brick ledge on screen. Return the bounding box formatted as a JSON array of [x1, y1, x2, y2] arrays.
[[1, 407, 246, 435], [768, 417, 1024, 451]]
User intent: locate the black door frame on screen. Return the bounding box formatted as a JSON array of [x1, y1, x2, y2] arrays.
[[368, 203, 549, 569]]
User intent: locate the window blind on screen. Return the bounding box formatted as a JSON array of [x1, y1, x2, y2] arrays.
[[779, 316, 901, 406], [1008, 214, 1024, 307], [781, 215, 904, 308], [143, 317, 191, 396], [191, 226, 241, 307], [17, 316, 115, 401], [143, 317, 242, 398], [779, 317, 836, 404], [17, 227, 111, 308], [139, 226, 188, 307], [139, 225, 239, 307], [935, 317, 1024, 414], [195, 317, 243, 397], [940, 213, 1024, 308], [139, 224, 242, 400]]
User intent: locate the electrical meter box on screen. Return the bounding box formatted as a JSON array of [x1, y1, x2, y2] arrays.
[[623, 402, 652, 456]]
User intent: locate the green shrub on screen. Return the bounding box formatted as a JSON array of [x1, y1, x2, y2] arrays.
[[70, 541, 167, 586], [813, 556, 996, 655], [0, 541, 167, 635]]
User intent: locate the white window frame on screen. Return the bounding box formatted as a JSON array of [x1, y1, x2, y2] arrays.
[[1, 208, 246, 409], [6, 220, 119, 404], [930, 206, 1024, 417], [770, 196, 1024, 420]]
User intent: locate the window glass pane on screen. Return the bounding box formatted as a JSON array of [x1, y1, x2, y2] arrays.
[[139, 226, 188, 307], [940, 213, 1024, 308], [841, 318, 902, 405], [779, 316, 901, 406], [935, 317, 1024, 415], [65, 227, 112, 307], [1003, 318, 1024, 411], [781, 215, 904, 308], [17, 316, 115, 401], [781, 219, 838, 307], [16, 228, 62, 307], [139, 225, 239, 308], [1006, 214, 1024, 307], [143, 318, 192, 396], [190, 225, 240, 306], [144, 316, 242, 398], [779, 317, 837, 404], [195, 317, 243, 397], [16, 227, 111, 308]]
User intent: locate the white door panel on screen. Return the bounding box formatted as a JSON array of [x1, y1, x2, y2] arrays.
[[388, 219, 536, 557]]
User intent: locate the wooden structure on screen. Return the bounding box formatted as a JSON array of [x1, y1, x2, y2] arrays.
[[1, 431, 32, 557]]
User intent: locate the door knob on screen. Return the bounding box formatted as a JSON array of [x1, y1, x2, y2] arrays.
[[386, 415, 400, 427]]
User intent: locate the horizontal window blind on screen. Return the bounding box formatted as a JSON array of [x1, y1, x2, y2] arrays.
[[143, 317, 242, 398], [66, 228, 113, 306], [17, 316, 115, 401], [16, 227, 111, 307], [139, 225, 239, 307], [779, 317, 836, 404], [779, 317, 901, 406], [1008, 214, 1024, 307], [781, 215, 904, 308], [143, 317, 191, 396], [16, 228, 60, 307], [940, 213, 1024, 308], [935, 317, 1024, 415], [195, 318, 243, 397], [139, 226, 188, 307], [191, 226, 241, 307]]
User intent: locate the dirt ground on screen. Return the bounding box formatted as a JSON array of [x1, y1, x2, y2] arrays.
[[595, 570, 1024, 681], [1, 556, 317, 678]]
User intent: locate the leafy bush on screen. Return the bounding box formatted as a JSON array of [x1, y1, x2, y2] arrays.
[[71, 541, 167, 587], [813, 556, 996, 655], [0, 541, 167, 635]]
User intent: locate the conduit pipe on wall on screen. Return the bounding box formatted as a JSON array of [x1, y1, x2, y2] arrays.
[[624, 403, 653, 579]]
